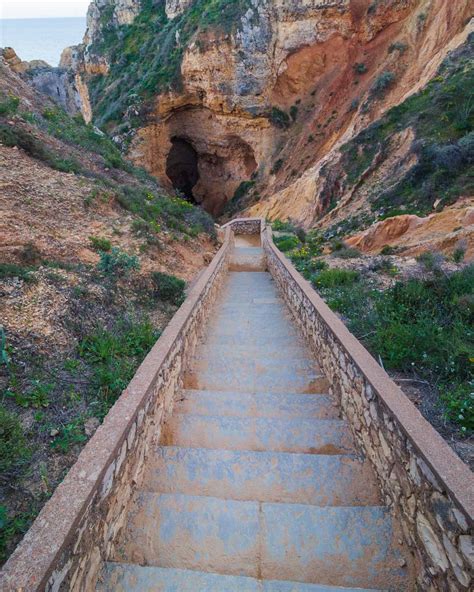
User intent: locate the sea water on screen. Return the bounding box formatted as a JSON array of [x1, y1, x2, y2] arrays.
[[0, 17, 86, 67]]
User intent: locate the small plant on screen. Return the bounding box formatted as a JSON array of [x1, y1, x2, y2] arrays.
[[315, 268, 360, 288], [416, 251, 445, 273], [89, 236, 112, 252], [417, 12, 427, 32], [370, 71, 396, 98], [453, 241, 467, 264], [273, 235, 300, 253], [349, 98, 360, 112], [51, 420, 87, 453], [290, 105, 298, 121], [370, 257, 398, 275], [0, 94, 20, 116], [151, 272, 186, 306], [353, 63, 368, 75], [329, 238, 346, 252], [270, 107, 291, 129], [388, 41, 408, 54], [272, 219, 295, 233], [98, 247, 139, 277], [380, 245, 397, 256], [0, 407, 30, 472], [334, 247, 361, 259], [271, 159, 284, 174], [0, 263, 33, 281], [27, 380, 53, 409], [0, 327, 9, 367]]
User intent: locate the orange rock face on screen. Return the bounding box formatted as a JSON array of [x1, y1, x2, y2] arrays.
[[346, 199, 474, 260]]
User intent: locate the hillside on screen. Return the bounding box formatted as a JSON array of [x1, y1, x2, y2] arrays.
[[0, 49, 216, 563]]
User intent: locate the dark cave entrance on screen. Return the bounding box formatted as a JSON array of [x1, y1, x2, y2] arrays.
[[166, 137, 200, 203]]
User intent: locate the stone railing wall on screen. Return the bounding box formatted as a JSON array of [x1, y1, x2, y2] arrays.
[[262, 225, 473, 592], [221, 217, 263, 235], [0, 228, 234, 592]]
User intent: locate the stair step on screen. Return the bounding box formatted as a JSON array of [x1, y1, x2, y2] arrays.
[[115, 493, 407, 590], [230, 247, 266, 271], [191, 355, 320, 375], [161, 415, 353, 454], [142, 447, 380, 506], [176, 390, 338, 419], [98, 564, 386, 591], [195, 343, 313, 361], [185, 366, 326, 393]]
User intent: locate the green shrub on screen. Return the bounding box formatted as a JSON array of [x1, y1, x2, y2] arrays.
[[151, 272, 186, 306], [79, 319, 158, 412], [0, 263, 33, 282], [416, 251, 445, 273], [349, 98, 360, 112], [271, 159, 284, 174], [0, 506, 33, 563], [380, 245, 397, 255], [273, 234, 300, 252], [333, 247, 361, 259], [370, 71, 396, 97], [353, 63, 368, 75], [452, 241, 467, 264], [0, 94, 20, 116], [315, 268, 359, 288], [272, 219, 295, 232], [388, 41, 408, 54], [0, 407, 30, 472], [270, 107, 291, 129], [97, 247, 139, 277], [290, 105, 298, 121], [89, 236, 112, 252], [51, 420, 87, 453]]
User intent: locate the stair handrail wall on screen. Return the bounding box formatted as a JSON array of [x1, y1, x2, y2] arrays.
[[262, 223, 473, 591], [0, 228, 235, 592]]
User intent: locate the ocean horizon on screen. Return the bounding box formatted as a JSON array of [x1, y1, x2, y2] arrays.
[[0, 17, 86, 67]]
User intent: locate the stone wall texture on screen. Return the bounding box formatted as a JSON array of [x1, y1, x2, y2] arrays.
[[263, 226, 473, 592], [0, 229, 234, 592], [222, 217, 264, 235]]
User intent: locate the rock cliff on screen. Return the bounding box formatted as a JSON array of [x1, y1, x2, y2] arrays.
[[63, 0, 473, 235]]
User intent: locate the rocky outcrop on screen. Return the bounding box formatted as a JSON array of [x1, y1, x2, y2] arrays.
[[0, 47, 92, 122], [1, 47, 49, 73], [166, 0, 195, 19], [345, 199, 474, 259], [72, 0, 472, 220]]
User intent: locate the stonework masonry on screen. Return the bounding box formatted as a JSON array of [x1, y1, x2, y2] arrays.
[[0, 218, 472, 591], [0, 229, 234, 591], [262, 224, 473, 592]]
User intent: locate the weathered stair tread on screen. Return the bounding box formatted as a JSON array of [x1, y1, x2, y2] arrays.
[[194, 342, 314, 361], [98, 564, 385, 591], [186, 365, 325, 393], [115, 493, 407, 590], [176, 390, 337, 419], [162, 414, 354, 454], [142, 447, 380, 505]]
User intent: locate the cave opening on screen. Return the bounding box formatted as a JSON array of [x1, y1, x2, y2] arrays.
[[166, 137, 200, 203]]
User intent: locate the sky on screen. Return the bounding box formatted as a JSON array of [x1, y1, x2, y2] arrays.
[[1, 0, 90, 19]]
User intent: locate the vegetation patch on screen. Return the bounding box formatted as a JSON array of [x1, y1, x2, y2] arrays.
[[340, 40, 474, 220], [151, 272, 186, 306], [88, 0, 251, 130], [272, 227, 474, 436]]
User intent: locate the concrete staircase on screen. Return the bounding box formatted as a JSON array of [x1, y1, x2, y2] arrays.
[[98, 239, 410, 591]]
